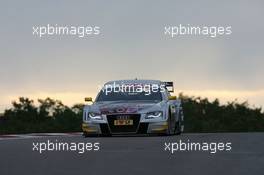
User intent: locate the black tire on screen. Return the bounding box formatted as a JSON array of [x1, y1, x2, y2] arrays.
[[166, 111, 175, 136], [167, 124, 174, 136], [175, 120, 181, 135]]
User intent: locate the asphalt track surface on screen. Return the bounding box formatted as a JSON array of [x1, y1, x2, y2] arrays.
[[0, 133, 263, 175]]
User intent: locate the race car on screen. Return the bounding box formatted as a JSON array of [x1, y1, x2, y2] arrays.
[[82, 79, 184, 136]]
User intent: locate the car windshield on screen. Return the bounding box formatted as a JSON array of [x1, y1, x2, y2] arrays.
[[96, 89, 162, 102]]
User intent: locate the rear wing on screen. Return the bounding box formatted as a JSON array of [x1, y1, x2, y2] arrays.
[[164, 81, 174, 93]]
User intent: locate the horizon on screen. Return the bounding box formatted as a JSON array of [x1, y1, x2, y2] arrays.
[[0, 88, 263, 113], [1, 1, 264, 112]]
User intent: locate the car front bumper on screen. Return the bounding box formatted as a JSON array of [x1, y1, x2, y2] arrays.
[[82, 121, 169, 135]]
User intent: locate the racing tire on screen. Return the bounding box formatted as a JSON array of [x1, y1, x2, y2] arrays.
[[166, 114, 175, 136], [174, 121, 182, 135]]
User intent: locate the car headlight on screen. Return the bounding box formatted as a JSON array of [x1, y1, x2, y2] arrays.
[[145, 111, 163, 119], [88, 112, 103, 120]]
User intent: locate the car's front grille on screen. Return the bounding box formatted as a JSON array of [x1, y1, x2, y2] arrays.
[[100, 124, 110, 135], [107, 114, 140, 134]]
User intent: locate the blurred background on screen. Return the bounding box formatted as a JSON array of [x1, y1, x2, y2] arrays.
[[0, 0, 263, 111]]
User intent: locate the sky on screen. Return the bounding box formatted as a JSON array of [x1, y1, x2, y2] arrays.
[[0, 0, 264, 111]]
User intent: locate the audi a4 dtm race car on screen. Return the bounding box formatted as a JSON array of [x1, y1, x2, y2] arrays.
[[82, 79, 184, 136]]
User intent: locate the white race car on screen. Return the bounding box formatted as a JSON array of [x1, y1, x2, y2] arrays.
[[82, 79, 184, 136]]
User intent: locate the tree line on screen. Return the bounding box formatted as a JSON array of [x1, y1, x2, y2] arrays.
[[180, 93, 264, 132], [0, 95, 264, 134], [0, 97, 83, 134]]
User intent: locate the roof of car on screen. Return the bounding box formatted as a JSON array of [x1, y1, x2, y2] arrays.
[[105, 79, 162, 85]]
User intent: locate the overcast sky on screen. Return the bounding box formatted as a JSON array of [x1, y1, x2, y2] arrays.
[[1, 0, 264, 111]]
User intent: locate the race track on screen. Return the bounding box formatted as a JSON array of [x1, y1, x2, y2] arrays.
[[0, 133, 263, 175]]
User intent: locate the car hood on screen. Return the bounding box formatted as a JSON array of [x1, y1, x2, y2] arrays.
[[88, 101, 164, 114]]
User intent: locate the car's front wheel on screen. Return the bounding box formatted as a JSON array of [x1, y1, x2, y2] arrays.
[[166, 112, 176, 136], [174, 120, 182, 135]]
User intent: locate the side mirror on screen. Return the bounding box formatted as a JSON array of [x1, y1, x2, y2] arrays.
[[84, 97, 93, 102], [168, 96, 177, 100]]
